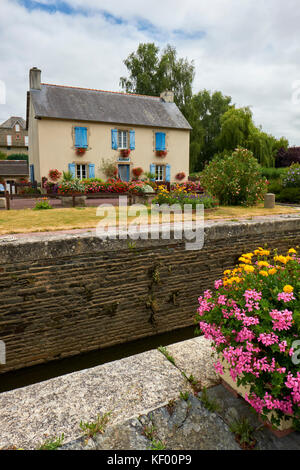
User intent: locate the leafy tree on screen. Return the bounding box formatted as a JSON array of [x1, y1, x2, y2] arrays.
[[189, 90, 232, 171], [120, 43, 195, 113]]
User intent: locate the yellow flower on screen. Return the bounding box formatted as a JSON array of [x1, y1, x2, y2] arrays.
[[239, 257, 252, 264], [241, 265, 255, 273], [224, 270, 231, 276], [268, 268, 277, 275], [257, 261, 270, 268], [274, 255, 288, 264], [288, 248, 297, 254], [259, 270, 269, 277], [283, 285, 294, 293]]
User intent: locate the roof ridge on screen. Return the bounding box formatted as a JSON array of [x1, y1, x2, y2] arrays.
[[40, 83, 160, 100]]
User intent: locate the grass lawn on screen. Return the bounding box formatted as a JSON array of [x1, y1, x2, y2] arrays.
[[0, 204, 298, 235]]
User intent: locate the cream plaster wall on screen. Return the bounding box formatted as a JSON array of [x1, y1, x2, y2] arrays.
[[33, 118, 190, 182]]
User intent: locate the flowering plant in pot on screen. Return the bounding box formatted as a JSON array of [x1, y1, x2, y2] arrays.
[[175, 172, 186, 181], [76, 148, 86, 156], [156, 150, 167, 157], [195, 247, 300, 433], [132, 167, 143, 179], [48, 169, 62, 182]]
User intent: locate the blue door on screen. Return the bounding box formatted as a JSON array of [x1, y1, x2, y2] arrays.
[[118, 164, 130, 182]]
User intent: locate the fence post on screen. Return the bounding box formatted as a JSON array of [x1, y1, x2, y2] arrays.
[[5, 191, 10, 210]]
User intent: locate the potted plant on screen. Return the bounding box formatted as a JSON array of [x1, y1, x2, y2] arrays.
[[48, 169, 62, 182], [196, 247, 300, 435], [76, 148, 86, 156], [175, 172, 186, 181], [58, 179, 86, 207], [120, 149, 131, 158], [132, 167, 143, 179]]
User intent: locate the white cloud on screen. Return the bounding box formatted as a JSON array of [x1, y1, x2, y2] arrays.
[[1, 0, 300, 144]]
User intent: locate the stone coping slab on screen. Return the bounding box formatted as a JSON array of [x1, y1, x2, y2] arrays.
[[0, 214, 299, 264], [163, 337, 220, 389], [0, 347, 191, 450]]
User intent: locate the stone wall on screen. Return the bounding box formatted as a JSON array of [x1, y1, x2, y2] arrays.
[[0, 216, 299, 373]]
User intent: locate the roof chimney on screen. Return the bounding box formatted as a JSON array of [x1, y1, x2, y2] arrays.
[[29, 67, 41, 90], [160, 90, 174, 103]]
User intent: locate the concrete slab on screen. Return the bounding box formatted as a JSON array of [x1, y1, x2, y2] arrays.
[[0, 349, 191, 450]]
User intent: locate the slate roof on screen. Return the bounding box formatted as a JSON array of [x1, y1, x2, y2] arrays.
[[0, 160, 28, 176], [30, 84, 192, 130], [0, 117, 26, 129]]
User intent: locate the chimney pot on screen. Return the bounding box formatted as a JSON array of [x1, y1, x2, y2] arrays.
[[29, 67, 41, 90]]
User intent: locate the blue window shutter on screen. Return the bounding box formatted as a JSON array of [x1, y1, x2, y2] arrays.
[[88, 163, 95, 178], [155, 132, 161, 151], [111, 129, 118, 150], [150, 163, 156, 181], [165, 164, 171, 182], [129, 130, 135, 150], [75, 127, 88, 148], [30, 164, 35, 183], [155, 132, 166, 151], [68, 163, 76, 178]]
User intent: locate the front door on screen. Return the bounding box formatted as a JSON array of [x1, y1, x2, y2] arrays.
[[118, 164, 130, 182]]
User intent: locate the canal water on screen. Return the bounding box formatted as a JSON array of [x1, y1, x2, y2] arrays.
[[0, 326, 195, 394]]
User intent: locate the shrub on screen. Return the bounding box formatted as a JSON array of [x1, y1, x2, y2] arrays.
[[261, 167, 286, 180], [33, 199, 53, 210], [267, 179, 282, 195], [100, 158, 118, 179], [282, 163, 300, 189], [201, 147, 267, 206], [7, 153, 28, 161], [62, 171, 74, 182], [196, 247, 300, 430], [0, 151, 7, 160], [19, 186, 41, 195], [153, 186, 218, 209], [277, 188, 300, 204]]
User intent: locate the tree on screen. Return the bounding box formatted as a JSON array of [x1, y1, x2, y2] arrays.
[[189, 90, 232, 171], [120, 43, 195, 113], [217, 107, 288, 167]]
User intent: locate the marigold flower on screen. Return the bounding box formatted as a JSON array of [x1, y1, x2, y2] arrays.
[[283, 285, 294, 293], [259, 270, 269, 277]]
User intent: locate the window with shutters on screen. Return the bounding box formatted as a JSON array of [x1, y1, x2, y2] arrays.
[[118, 130, 128, 149], [74, 127, 88, 148], [155, 165, 165, 182], [76, 164, 87, 179]]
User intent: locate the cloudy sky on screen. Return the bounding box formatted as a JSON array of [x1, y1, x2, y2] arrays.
[[1, 0, 300, 144]]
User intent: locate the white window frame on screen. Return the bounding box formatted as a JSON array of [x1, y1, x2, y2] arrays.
[[155, 164, 165, 182], [118, 130, 128, 149], [76, 164, 87, 180], [15, 124, 20, 132], [6, 135, 12, 146], [24, 136, 28, 146]]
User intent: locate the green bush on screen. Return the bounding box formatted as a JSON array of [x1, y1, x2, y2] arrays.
[[0, 151, 7, 160], [33, 199, 53, 210], [282, 163, 300, 188], [277, 187, 300, 203], [267, 179, 282, 195], [7, 153, 28, 161], [201, 147, 267, 206], [261, 167, 286, 180]]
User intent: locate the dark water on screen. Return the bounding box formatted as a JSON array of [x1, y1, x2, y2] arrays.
[[0, 326, 195, 394]]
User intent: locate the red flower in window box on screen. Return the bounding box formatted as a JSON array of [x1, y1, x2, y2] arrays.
[[76, 147, 86, 156], [120, 149, 131, 158], [156, 150, 167, 157]]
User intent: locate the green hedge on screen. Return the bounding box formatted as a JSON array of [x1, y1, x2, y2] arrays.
[[277, 187, 300, 203]]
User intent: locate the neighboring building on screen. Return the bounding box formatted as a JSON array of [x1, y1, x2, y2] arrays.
[[0, 116, 28, 156], [27, 67, 191, 183], [0, 160, 29, 192]]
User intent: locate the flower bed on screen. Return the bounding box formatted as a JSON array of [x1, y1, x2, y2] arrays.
[[82, 178, 148, 195], [58, 179, 86, 195], [153, 185, 218, 209], [196, 247, 300, 431]]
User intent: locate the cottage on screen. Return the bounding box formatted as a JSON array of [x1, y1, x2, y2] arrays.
[[0, 160, 29, 193], [0, 116, 28, 156], [27, 68, 191, 184]]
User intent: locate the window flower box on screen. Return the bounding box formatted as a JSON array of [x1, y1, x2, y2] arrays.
[[76, 148, 86, 156], [156, 150, 167, 158], [120, 149, 131, 158]]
